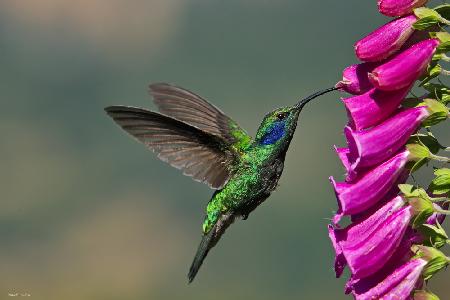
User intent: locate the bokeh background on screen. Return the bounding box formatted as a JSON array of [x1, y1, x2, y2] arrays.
[[1, 1, 449, 299]]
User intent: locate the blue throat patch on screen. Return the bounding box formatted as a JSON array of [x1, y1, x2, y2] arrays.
[[260, 122, 286, 145]]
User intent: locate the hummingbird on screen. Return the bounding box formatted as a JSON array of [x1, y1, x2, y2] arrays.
[[105, 83, 337, 283]]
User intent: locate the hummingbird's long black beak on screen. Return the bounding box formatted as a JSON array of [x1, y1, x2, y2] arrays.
[[294, 86, 339, 110]]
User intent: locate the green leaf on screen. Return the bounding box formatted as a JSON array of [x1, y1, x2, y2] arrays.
[[423, 256, 448, 280], [422, 98, 449, 126], [408, 133, 443, 154], [414, 16, 440, 30], [436, 41, 450, 54], [435, 3, 450, 20], [413, 245, 449, 280], [419, 223, 449, 248], [398, 184, 430, 200], [420, 64, 442, 86], [423, 82, 450, 105], [414, 7, 443, 30], [406, 143, 431, 162], [408, 196, 434, 228], [434, 31, 450, 44], [429, 168, 450, 195], [415, 7, 442, 19]]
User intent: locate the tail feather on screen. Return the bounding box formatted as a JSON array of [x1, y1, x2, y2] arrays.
[[188, 227, 215, 283], [187, 212, 236, 283]]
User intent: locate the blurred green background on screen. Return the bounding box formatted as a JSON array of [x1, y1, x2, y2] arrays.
[[1, 1, 449, 299]]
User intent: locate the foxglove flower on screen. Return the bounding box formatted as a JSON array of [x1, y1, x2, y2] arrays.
[[345, 106, 430, 172], [340, 205, 413, 278], [378, 0, 429, 17], [336, 63, 377, 95], [343, 85, 411, 131], [351, 258, 427, 300], [328, 196, 405, 277], [355, 14, 417, 62], [330, 150, 410, 222], [369, 39, 440, 91], [345, 227, 423, 294]]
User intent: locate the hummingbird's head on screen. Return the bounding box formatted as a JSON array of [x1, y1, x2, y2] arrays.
[[255, 87, 338, 148], [255, 105, 302, 147]]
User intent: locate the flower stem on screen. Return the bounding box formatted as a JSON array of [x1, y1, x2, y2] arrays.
[[441, 54, 450, 62], [430, 154, 450, 163], [440, 69, 450, 76], [434, 209, 450, 215], [429, 197, 450, 202]]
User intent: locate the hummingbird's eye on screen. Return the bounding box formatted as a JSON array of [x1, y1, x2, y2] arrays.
[[276, 112, 288, 120]]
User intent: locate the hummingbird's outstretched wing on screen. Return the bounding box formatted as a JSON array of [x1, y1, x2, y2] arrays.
[[149, 83, 252, 153], [105, 106, 239, 189]]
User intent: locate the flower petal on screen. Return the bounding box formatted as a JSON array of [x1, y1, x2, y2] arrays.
[[343, 85, 411, 131], [346, 106, 429, 172], [369, 39, 439, 91], [336, 63, 377, 95], [330, 150, 410, 219], [342, 205, 414, 278], [355, 15, 417, 62], [352, 258, 427, 300]]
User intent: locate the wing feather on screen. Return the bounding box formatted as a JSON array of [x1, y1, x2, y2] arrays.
[[105, 106, 237, 189], [149, 83, 252, 152]]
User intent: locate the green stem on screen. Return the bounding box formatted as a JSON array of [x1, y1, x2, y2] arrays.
[[429, 197, 450, 202], [434, 209, 450, 215], [430, 154, 450, 163], [441, 69, 450, 76]]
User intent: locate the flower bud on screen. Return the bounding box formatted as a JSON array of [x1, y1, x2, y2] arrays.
[[355, 15, 417, 62], [369, 39, 439, 91], [378, 0, 429, 17]]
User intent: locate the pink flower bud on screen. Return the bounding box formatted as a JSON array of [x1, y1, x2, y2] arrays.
[[369, 39, 439, 91], [378, 0, 429, 17], [355, 15, 417, 62]]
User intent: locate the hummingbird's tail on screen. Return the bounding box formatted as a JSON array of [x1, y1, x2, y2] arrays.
[[188, 212, 236, 283]]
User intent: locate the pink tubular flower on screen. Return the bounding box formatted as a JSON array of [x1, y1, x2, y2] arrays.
[[351, 258, 427, 300], [330, 150, 409, 223], [378, 0, 429, 17], [345, 106, 430, 172], [355, 14, 417, 62], [345, 227, 423, 294], [328, 196, 405, 277], [341, 205, 414, 279], [369, 39, 440, 91], [343, 85, 411, 131], [336, 63, 377, 95], [330, 150, 410, 222]]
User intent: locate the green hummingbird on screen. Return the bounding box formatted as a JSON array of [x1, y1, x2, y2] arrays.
[[105, 83, 337, 283]]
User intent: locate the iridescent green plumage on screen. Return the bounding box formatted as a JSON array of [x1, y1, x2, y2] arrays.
[[104, 83, 336, 283]]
